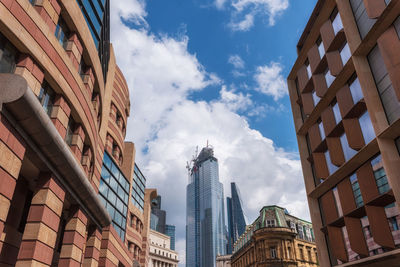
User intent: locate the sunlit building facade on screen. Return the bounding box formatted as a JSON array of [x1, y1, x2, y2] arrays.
[[231, 206, 318, 267], [186, 146, 227, 267], [0, 0, 156, 266], [288, 0, 400, 266]]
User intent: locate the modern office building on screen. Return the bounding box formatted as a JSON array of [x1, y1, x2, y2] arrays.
[[148, 229, 179, 267], [186, 146, 227, 267], [227, 182, 247, 254], [165, 224, 176, 250], [231, 206, 318, 267], [0, 0, 157, 266], [287, 0, 400, 266], [151, 195, 167, 233]]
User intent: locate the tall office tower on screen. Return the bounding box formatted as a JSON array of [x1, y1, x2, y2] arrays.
[[227, 182, 246, 254], [0, 0, 156, 265], [186, 146, 227, 267], [165, 224, 176, 250], [287, 1, 400, 266], [150, 195, 166, 233]]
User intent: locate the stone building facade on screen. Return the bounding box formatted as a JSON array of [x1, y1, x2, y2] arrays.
[[216, 254, 232, 267], [287, 0, 400, 266], [0, 0, 156, 266], [231, 206, 319, 267], [148, 229, 179, 267]]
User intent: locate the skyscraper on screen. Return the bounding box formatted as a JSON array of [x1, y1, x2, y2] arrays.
[[165, 224, 176, 250], [186, 146, 227, 267], [151, 195, 166, 233], [226, 182, 246, 254], [287, 0, 400, 266]]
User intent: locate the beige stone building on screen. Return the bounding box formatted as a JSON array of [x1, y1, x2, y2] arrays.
[[216, 254, 232, 267], [231, 206, 319, 267], [149, 229, 179, 267]]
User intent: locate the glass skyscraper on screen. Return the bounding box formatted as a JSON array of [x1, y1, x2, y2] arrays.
[[226, 182, 246, 254], [186, 147, 226, 267], [165, 224, 176, 250]]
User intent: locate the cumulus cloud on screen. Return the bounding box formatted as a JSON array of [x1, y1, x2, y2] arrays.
[[220, 0, 289, 31], [254, 61, 288, 100], [110, 1, 307, 266], [228, 54, 245, 69]]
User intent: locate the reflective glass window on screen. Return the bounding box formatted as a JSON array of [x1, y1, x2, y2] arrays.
[[99, 152, 129, 241], [0, 33, 16, 73], [54, 18, 68, 48], [359, 112, 375, 144], [38, 83, 55, 116], [325, 69, 335, 88], [332, 11, 343, 35], [318, 121, 325, 140], [340, 42, 351, 64], [312, 90, 320, 106], [332, 101, 341, 124], [349, 77, 363, 104], [340, 133, 357, 161], [371, 155, 390, 194], [350, 174, 363, 207], [131, 163, 146, 212], [325, 151, 338, 175]]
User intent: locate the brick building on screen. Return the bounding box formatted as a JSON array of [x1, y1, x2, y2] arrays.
[[231, 206, 319, 267], [287, 0, 400, 266], [0, 0, 156, 266]]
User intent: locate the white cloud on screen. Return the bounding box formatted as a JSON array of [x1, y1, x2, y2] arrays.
[[222, 0, 289, 31], [254, 61, 288, 100], [218, 85, 252, 112], [228, 54, 245, 69], [110, 2, 309, 266], [229, 13, 255, 31], [215, 0, 228, 9]]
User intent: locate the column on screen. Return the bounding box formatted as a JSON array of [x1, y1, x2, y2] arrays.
[[70, 124, 85, 162], [51, 95, 71, 139], [65, 33, 83, 71], [83, 226, 101, 267], [16, 174, 65, 266], [58, 206, 88, 266]]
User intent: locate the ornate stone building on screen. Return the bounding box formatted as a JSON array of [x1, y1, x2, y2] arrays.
[[216, 254, 232, 267], [231, 206, 319, 267], [0, 0, 156, 266], [148, 229, 179, 267]]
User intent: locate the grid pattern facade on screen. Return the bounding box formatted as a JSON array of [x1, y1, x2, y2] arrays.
[[165, 224, 176, 250], [227, 182, 247, 254], [99, 152, 130, 240], [288, 0, 400, 266], [186, 147, 227, 267], [132, 164, 146, 212]]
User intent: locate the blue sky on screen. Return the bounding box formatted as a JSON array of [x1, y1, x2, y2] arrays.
[[110, 0, 317, 265], [144, 0, 317, 151]]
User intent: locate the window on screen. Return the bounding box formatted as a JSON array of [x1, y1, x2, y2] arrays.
[[340, 133, 357, 161], [65, 118, 75, 145], [312, 90, 320, 106], [308, 249, 312, 262], [266, 219, 275, 227], [349, 77, 363, 104], [0, 32, 16, 73], [79, 59, 88, 80], [270, 247, 277, 259], [287, 247, 291, 258], [340, 42, 351, 64], [332, 101, 341, 124], [325, 68, 335, 88], [99, 152, 130, 241], [350, 173, 364, 208], [359, 112, 375, 144], [317, 37, 325, 59], [371, 155, 390, 194], [389, 217, 399, 231], [299, 247, 304, 260], [318, 120, 325, 140], [325, 150, 338, 175], [332, 9, 343, 35], [38, 83, 55, 116], [55, 17, 68, 48], [131, 164, 146, 212], [306, 60, 312, 78], [297, 224, 304, 239]]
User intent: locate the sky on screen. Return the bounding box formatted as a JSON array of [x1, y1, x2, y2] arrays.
[[109, 0, 317, 265]]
